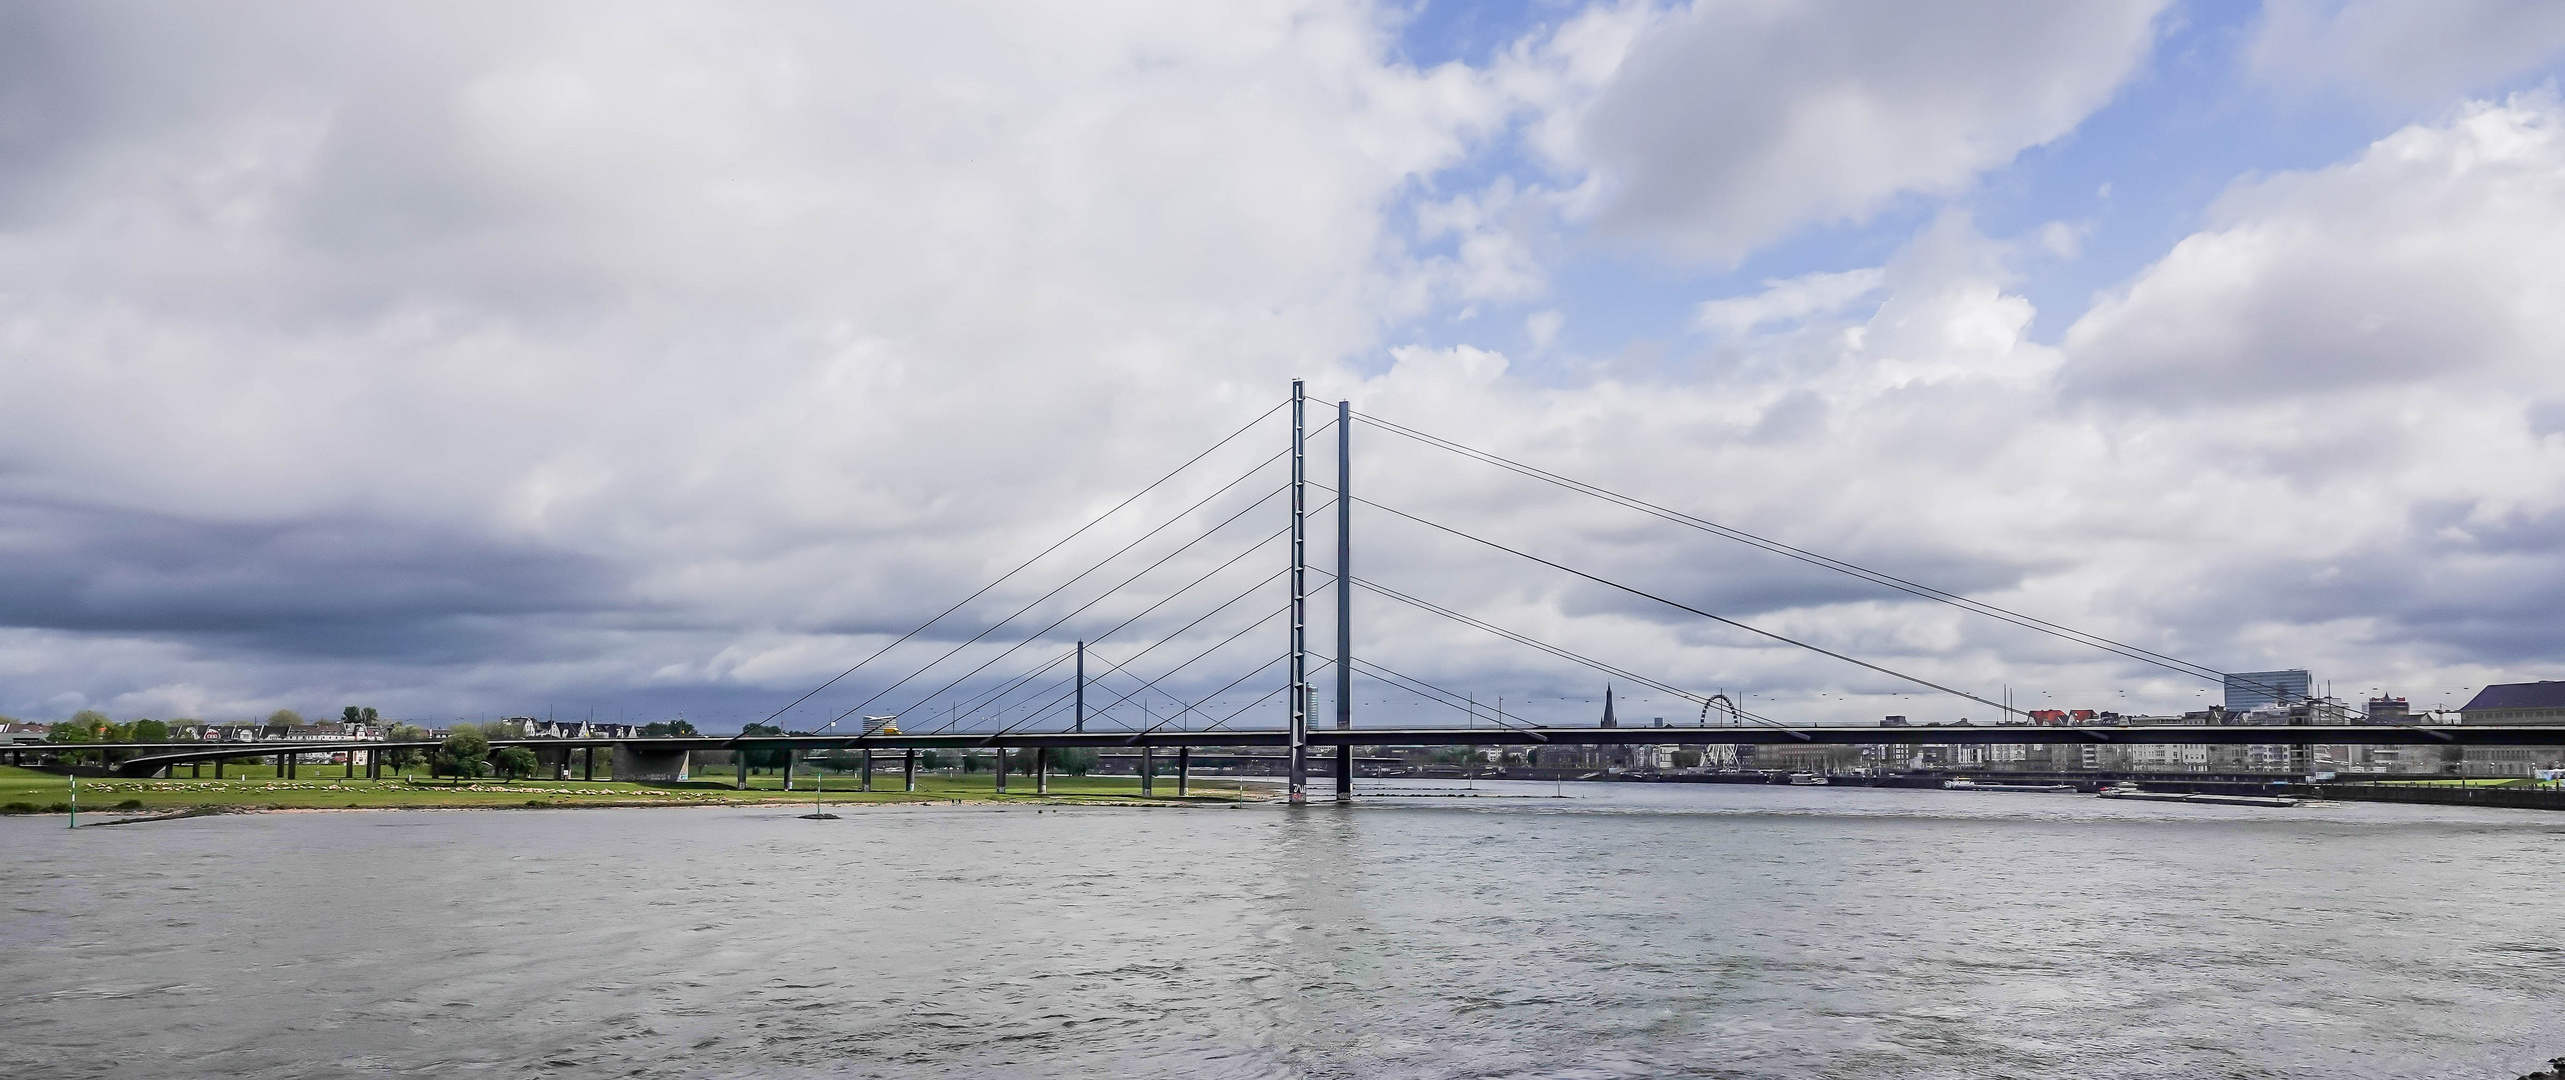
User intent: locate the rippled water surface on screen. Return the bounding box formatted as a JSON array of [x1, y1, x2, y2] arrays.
[[8, 781, 2565, 1078]]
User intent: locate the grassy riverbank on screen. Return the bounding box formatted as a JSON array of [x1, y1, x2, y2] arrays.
[[0, 765, 1262, 815]]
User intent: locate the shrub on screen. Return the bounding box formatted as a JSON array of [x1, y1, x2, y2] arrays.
[[114, 799, 144, 810], [2, 802, 36, 814]]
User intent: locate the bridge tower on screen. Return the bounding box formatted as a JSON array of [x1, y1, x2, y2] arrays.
[[1335, 396, 1353, 801], [1288, 379, 1310, 803]]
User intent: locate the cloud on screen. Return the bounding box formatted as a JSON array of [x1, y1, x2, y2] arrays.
[[2249, 0, 2565, 106], [0, 0, 1504, 720], [1545, 0, 2168, 263], [1336, 100, 2565, 721], [2063, 94, 2565, 405], [1695, 267, 1884, 337]]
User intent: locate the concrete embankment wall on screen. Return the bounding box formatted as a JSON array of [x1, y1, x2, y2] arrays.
[[2306, 783, 2565, 812]]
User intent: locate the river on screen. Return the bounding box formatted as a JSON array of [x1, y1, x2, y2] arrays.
[[5, 780, 2563, 1078]]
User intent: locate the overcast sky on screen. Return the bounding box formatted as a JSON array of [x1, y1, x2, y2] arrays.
[[6, 0, 2565, 730]]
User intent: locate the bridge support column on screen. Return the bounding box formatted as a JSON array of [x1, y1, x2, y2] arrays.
[[859, 748, 872, 792], [346, 752, 355, 779], [903, 748, 916, 792], [582, 746, 594, 781], [737, 753, 748, 790], [214, 759, 224, 779], [1141, 747, 1155, 796], [1177, 746, 1190, 797], [994, 749, 1006, 794], [1036, 747, 1049, 795], [783, 751, 795, 792]]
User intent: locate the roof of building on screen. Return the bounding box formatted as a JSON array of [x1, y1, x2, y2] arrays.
[[2459, 681, 2565, 712]]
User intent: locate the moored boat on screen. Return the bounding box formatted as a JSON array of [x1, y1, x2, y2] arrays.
[[2097, 782, 2298, 807]]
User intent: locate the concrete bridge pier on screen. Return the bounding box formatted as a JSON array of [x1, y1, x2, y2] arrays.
[[1036, 747, 1049, 795], [994, 749, 1007, 794], [214, 759, 224, 779], [1141, 747, 1155, 796], [902, 748, 915, 792], [783, 751, 796, 792], [736, 754, 748, 790], [1177, 746, 1190, 797], [535, 745, 571, 781], [581, 746, 595, 781], [860, 749, 873, 793], [613, 742, 690, 782]]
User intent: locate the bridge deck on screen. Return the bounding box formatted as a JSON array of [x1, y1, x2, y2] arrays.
[[33, 724, 2565, 777]]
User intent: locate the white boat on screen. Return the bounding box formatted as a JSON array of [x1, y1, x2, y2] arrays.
[[2097, 783, 2298, 807], [1946, 779, 2076, 793], [1787, 773, 1828, 786]]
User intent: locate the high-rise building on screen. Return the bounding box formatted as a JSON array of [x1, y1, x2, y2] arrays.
[[2225, 669, 2311, 712]]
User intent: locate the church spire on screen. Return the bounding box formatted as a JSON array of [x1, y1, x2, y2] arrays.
[[1601, 684, 1616, 728]]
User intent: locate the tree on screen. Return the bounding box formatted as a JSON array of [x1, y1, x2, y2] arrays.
[[738, 722, 789, 770], [491, 746, 540, 782], [130, 719, 170, 743], [48, 710, 107, 766], [382, 724, 431, 770], [436, 729, 491, 784], [1051, 747, 1097, 775], [341, 706, 362, 727], [640, 719, 699, 737], [267, 709, 304, 735], [920, 749, 948, 771]]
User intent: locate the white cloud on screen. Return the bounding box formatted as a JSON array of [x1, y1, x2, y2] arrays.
[[2250, 0, 2565, 106], [1525, 308, 1565, 348], [1333, 101, 2565, 722], [1534, 0, 2169, 263], [2064, 94, 2565, 404], [1695, 267, 1884, 337]]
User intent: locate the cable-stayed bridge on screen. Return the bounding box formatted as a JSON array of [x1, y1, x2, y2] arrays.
[[70, 381, 2565, 794]]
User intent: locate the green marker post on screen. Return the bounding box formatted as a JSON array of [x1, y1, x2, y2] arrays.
[[67, 774, 76, 829]]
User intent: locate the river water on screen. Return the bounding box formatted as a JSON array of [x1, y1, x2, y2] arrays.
[[6, 781, 2564, 1079]]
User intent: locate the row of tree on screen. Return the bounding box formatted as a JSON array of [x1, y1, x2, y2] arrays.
[[425, 725, 542, 783]]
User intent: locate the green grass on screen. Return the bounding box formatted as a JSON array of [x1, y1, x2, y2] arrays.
[[0, 765, 1255, 816]]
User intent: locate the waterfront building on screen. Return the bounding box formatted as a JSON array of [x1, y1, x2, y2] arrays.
[[2457, 681, 2565, 776], [2225, 669, 2312, 711]]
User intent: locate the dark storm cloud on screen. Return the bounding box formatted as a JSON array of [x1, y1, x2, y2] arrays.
[[0, 498, 617, 657]]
